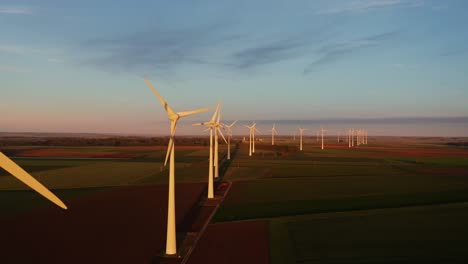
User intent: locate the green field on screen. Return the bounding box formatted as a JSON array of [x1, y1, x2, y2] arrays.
[[1, 138, 468, 262], [0, 145, 225, 216], [214, 138, 468, 263]]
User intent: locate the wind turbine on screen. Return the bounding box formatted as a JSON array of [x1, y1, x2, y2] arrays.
[[145, 79, 209, 256], [299, 127, 307, 151], [0, 152, 67, 209], [252, 123, 260, 153], [223, 120, 237, 160], [213, 109, 227, 179], [348, 129, 351, 148], [193, 103, 223, 199], [245, 124, 254, 157], [245, 123, 259, 156], [270, 123, 278, 145], [321, 127, 327, 150]]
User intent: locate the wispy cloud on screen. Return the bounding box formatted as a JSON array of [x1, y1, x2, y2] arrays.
[[0, 45, 25, 54], [0, 6, 33, 15], [231, 38, 308, 69], [304, 31, 397, 74], [317, 0, 425, 15], [440, 48, 468, 57], [0, 64, 30, 73], [81, 23, 244, 74]]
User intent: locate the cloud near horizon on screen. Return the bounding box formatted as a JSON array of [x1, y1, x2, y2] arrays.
[[0, 6, 33, 15]]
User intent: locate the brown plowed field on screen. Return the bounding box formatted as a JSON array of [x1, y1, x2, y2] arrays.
[[187, 220, 270, 264], [0, 183, 205, 263], [361, 146, 468, 157]]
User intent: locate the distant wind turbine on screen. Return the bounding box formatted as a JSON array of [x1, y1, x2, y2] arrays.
[[193, 102, 223, 198], [223, 120, 237, 160], [299, 127, 307, 151], [321, 127, 327, 150], [213, 108, 227, 179], [145, 79, 209, 256], [270, 123, 278, 145]]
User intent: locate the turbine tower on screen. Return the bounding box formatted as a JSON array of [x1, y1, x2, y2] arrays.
[[348, 129, 351, 148], [145, 79, 209, 256], [0, 152, 67, 209], [299, 127, 307, 151], [270, 123, 278, 145], [193, 103, 224, 199], [223, 120, 237, 160], [321, 127, 327, 150], [213, 109, 227, 179], [245, 123, 259, 156], [245, 124, 254, 156]]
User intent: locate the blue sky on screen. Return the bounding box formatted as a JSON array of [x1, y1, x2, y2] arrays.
[[1, 0, 468, 135]]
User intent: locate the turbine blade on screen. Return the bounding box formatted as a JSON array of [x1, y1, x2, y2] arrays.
[[145, 79, 176, 117], [217, 127, 228, 144], [216, 105, 222, 124], [0, 152, 67, 209], [211, 102, 221, 122], [164, 121, 177, 166], [229, 120, 238, 127], [178, 107, 209, 117]]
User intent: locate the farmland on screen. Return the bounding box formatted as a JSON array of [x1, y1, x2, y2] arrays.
[[1, 135, 468, 263], [209, 136, 468, 263]]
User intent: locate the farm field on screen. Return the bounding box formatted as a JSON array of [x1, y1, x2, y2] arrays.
[[1, 136, 468, 263], [204, 136, 468, 263]]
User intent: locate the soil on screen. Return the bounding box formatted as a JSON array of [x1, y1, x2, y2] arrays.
[[187, 220, 270, 264], [0, 183, 205, 263]]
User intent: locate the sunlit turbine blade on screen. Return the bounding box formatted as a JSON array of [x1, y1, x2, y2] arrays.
[[145, 79, 177, 117], [228, 120, 238, 127], [164, 121, 177, 166], [0, 152, 67, 209], [211, 101, 221, 122], [178, 107, 210, 117], [216, 107, 222, 124], [217, 127, 228, 144]]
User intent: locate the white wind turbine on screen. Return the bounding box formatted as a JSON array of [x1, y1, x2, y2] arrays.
[[245, 123, 259, 156], [270, 123, 278, 145], [0, 152, 67, 209], [253, 123, 260, 153], [223, 120, 238, 160], [299, 127, 307, 151], [320, 127, 327, 150], [145, 79, 209, 256], [348, 129, 351, 148], [213, 109, 228, 179], [193, 103, 223, 199]]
